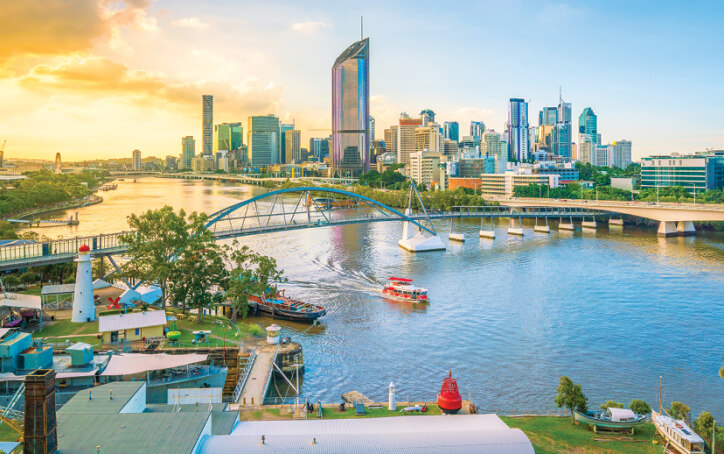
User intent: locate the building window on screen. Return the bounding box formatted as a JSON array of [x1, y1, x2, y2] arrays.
[[135, 328, 140, 336]]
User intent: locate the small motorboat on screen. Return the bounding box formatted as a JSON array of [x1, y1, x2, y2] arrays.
[[249, 291, 326, 323], [574, 407, 648, 432], [652, 410, 706, 454], [381, 277, 429, 302]]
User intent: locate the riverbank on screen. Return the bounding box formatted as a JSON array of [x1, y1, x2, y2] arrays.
[[15, 194, 103, 221]]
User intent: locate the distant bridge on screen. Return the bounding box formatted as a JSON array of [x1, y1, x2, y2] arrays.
[[0, 187, 607, 272], [110, 171, 358, 186]]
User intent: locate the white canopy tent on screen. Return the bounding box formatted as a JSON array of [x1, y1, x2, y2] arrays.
[[0, 292, 42, 311], [101, 353, 208, 376]]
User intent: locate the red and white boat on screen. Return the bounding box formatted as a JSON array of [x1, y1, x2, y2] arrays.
[[381, 277, 429, 302]]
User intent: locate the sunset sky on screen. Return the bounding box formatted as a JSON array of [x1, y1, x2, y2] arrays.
[[2, 0, 723, 161]]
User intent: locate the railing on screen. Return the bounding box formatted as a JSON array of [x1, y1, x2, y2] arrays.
[[233, 350, 256, 403], [492, 196, 724, 212], [260, 343, 280, 404]]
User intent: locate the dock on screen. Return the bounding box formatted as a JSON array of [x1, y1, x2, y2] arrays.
[[237, 347, 277, 406]]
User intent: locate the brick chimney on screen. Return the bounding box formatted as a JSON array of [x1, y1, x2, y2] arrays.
[[24, 369, 57, 454]]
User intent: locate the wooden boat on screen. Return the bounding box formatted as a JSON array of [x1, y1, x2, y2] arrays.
[[248, 292, 326, 323], [574, 408, 648, 431], [652, 410, 706, 454]]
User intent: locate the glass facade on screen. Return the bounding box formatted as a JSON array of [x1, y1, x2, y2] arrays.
[[202, 95, 213, 156], [641, 156, 713, 192], [507, 98, 529, 162], [215, 123, 243, 152], [332, 38, 370, 176]]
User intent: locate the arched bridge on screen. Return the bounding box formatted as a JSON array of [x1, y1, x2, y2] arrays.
[[0, 187, 607, 271]]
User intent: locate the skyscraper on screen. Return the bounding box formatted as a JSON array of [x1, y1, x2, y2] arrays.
[[507, 98, 529, 162], [181, 136, 195, 169], [247, 115, 280, 166], [285, 129, 302, 163], [332, 37, 370, 176], [539, 107, 558, 126], [470, 121, 485, 138], [384, 126, 398, 158], [612, 140, 632, 168], [215, 122, 243, 152], [280, 123, 294, 163], [369, 116, 376, 144], [309, 137, 331, 160], [553, 95, 572, 158], [420, 109, 435, 126], [202, 95, 213, 156], [132, 149, 142, 170], [397, 113, 422, 165], [414, 123, 443, 153], [443, 121, 459, 142], [578, 108, 597, 137]]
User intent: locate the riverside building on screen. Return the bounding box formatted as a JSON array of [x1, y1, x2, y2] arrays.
[[641, 151, 724, 192]]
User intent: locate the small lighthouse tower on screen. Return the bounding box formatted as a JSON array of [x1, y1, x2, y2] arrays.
[[71, 244, 96, 323], [388, 381, 396, 411]]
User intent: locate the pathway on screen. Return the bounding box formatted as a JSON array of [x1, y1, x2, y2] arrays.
[[237, 349, 275, 406]]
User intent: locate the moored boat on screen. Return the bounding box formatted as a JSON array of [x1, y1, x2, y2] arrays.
[[249, 292, 326, 323], [381, 277, 429, 302], [574, 408, 648, 432], [652, 410, 706, 454]]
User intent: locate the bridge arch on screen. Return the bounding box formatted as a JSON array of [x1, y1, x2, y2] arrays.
[[204, 187, 436, 235]]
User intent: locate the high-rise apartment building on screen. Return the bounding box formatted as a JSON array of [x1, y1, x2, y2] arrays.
[[202, 95, 213, 156], [181, 136, 195, 169], [132, 149, 141, 170], [507, 98, 529, 162], [332, 38, 370, 176], [285, 129, 302, 163], [215, 122, 243, 152], [384, 126, 398, 158], [443, 121, 459, 142], [612, 140, 632, 168], [414, 123, 443, 154], [397, 113, 422, 165], [481, 130, 508, 173], [470, 121, 485, 138], [247, 115, 280, 166]]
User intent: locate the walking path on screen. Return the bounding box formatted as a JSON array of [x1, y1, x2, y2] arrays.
[[237, 349, 275, 406]]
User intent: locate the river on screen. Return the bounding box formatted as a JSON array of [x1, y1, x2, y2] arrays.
[[27, 177, 724, 418]]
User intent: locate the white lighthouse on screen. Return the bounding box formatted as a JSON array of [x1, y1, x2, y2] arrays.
[[388, 381, 396, 411], [71, 244, 96, 323]]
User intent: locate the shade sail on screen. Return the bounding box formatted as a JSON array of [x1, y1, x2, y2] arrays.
[[101, 353, 208, 376]]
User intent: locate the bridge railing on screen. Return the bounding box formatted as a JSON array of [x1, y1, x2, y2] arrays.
[[0, 232, 128, 264]]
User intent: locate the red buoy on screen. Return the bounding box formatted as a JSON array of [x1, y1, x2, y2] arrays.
[[437, 370, 462, 414]]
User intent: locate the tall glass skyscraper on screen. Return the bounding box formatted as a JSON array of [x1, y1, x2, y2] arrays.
[[553, 97, 572, 158], [332, 38, 370, 176], [443, 121, 459, 142], [470, 121, 486, 138], [507, 98, 529, 162], [578, 107, 597, 145], [202, 95, 213, 156], [181, 136, 195, 169]]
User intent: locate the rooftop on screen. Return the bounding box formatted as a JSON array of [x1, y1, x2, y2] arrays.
[[59, 381, 144, 415], [98, 309, 167, 332]]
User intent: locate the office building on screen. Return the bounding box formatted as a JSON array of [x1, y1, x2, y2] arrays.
[[612, 140, 632, 168], [507, 98, 529, 162], [443, 139, 459, 156], [397, 113, 422, 165], [332, 37, 370, 176], [415, 123, 443, 154], [285, 129, 302, 163], [181, 136, 195, 169], [369, 116, 376, 144], [215, 122, 243, 152], [409, 151, 443, 186], [202, 95, 213, 156], [132, 149, 141, 171], [480, 171, 560, 197], [641, 151, 724, 192], [420, 109, 435, 126], [539, 107, 558, 126], [578, 108, 597, 142], [470, 121, 485, 139], [247, 115, 280, 166], [553, 95, 572, 158], [443, 121, 459, 142], [280, 123, 294, 163], [577, 136, 595, 165], [310, 137, 331, 160], [481, 130, 508, 173], [384, 127, 398, 158], [534, 162, 579, 182]]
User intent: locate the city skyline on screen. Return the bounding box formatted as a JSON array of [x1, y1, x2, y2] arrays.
[[2, 0, 724, 161]]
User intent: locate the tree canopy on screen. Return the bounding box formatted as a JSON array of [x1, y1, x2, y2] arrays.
[[600, 400, 624, 410], [554, 376, 588, 424], [667, 401, 691, 422], [629, 399, 651, 415]]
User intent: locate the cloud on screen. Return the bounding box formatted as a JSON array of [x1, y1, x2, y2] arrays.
[[172, 17, 210, 30], [0, 0, 154, 60], [290, 21, 330, 34], [16, 56, 283, 116]]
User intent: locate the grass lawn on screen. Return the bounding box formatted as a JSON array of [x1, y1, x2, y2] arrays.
[[0, 421, 21, 442], [163, 312, 264, 348], [32, 319, 99, 338], [501, 416, 664, 454]]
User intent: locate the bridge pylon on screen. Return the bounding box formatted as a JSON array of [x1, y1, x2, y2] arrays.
[[398, 180, 445, 252]]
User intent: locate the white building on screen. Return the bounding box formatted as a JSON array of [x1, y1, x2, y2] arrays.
[[479, 169, 560, 197]]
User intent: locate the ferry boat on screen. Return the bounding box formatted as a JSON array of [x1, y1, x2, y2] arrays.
[[652, 410, 706, 454], [381, 277, 429, 302], [248, 291, 326, 323]]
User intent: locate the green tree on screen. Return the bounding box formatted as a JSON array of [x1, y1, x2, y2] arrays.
[[668, 401, 691, 422], [629, 399, 652, 415], [0, 221, 17, 240], [19, 271, 36, 288], [720, 363, 724, 379], [554, 376, 588, 424], [120, 206, 192, 309], [694, 411, 715, 441], [2, 274, 20, 291], [600, 400, 624, 410]]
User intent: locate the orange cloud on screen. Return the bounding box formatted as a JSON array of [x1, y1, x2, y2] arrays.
[[0, 0, 152, 60], [18, 56, 283, 116]]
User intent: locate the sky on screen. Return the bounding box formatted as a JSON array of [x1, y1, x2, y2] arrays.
[[1, 0, 724, 162]]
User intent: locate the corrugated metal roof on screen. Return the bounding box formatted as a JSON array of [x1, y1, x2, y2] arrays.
[[98, 309, 167, 332], [59, 381, 144, 415]]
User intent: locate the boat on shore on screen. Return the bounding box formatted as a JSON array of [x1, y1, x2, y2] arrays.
[[574, 408, 648, 431], [381, 277, 429, 302], [652, 410, 706, 454], [249, 292, 326, 323]]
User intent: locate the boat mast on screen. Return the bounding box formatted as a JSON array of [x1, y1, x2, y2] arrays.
[[659, 375, 663, 413]]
